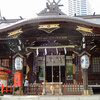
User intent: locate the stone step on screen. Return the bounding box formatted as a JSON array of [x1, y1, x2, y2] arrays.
[[80, 86, 93, 95]]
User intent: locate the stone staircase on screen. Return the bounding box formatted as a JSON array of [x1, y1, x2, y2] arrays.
[[88, 87, 94, 95]]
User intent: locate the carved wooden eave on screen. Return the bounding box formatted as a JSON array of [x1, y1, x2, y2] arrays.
[[0, 0, 100, 55], [38, 24, 60, 33], [13, 53, 24, 58], [79, 51, 91, 57], [0, 16, 100, 34]]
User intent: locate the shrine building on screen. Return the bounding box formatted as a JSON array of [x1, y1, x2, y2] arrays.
[[0, 0, 100, 95]]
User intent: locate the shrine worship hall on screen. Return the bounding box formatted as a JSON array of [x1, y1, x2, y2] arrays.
[[0, 0, 100, 95]]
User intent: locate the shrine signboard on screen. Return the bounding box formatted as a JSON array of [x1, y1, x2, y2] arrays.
[[38, 55, 65, 66], [46, 55, 65, 66]]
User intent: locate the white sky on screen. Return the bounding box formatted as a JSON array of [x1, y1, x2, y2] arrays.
[[0, 0, 100, 19]]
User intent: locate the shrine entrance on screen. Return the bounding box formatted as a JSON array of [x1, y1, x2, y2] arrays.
[[38, 54, 66, 83], [53, 66, 59, 82], [46, 66, 65, 82], [45, 54, 65, 83]]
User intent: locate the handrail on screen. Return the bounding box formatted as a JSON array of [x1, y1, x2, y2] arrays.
[[0, 84, 12, 94], [63, 83, 81, 95]]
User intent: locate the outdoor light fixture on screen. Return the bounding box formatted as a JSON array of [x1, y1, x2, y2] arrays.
[[36, 48, 39, 56], [64, 47, 67, 54], [45, 48, 47, 55]]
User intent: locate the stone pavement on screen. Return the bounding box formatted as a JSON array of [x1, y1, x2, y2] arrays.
[[0, 95, 100, 100]]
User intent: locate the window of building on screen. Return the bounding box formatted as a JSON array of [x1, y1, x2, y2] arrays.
[[1, 59, 9, 67], [93, 57, 100, 72]]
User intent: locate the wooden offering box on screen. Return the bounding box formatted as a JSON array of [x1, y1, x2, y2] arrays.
[[42, 82, 62, 95]]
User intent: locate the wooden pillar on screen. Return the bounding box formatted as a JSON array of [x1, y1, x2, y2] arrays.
[[33, 53, 38, 83], [52, 59, 53, 82], [83, 69, 88, 90], [59, 53, 61, 82], [80, 52, 90, 95], [80, 36, 90, 95], [44, 55, 46, 82], [82, 69, 89, 95], [32, 53, 34, 83], [42, 54, 46, 95], [72, 54, 76, 84], [20, 70, 23, 95], [51, 53, 54, 82]]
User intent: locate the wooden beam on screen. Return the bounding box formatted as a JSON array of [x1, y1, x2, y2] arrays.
[[26, 45, 76, 50]]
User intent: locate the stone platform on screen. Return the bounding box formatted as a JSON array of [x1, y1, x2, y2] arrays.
[[0, 95, 100, 100]]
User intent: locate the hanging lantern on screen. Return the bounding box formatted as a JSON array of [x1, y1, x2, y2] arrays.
[[81, 55, 90, 69], [15, 56, 23, 70]]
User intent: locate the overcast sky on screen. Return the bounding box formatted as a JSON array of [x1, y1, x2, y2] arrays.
[[0, 0, 100, 19]]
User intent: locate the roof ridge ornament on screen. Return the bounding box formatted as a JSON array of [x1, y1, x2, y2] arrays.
[[47, 0, 61, 4], [38, 0, 65, 16], [47, 0, 52, 4]]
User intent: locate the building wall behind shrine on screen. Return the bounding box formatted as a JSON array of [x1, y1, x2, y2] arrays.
[[88, 55, 100, 85]]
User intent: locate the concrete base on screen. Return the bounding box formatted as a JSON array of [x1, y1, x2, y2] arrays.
[[0, 95, 100, 100]]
